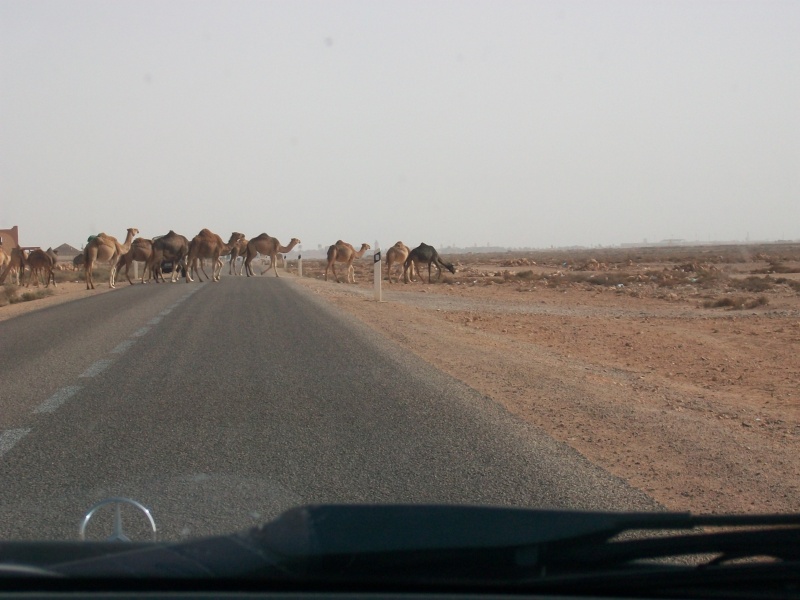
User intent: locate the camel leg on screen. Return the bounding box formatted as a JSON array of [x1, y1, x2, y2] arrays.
[[109, 260, 118, 288], [330, 262, 340, 283], [85, 259, 94, 290], [199, 259, 211, 281]]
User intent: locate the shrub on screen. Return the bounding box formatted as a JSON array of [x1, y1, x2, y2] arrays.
[[729, 276, 774, 293], [703, 295, 768, 310]]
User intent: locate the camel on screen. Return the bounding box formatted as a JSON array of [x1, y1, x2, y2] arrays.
[[84, 228, 138, 289], [146, 231, 189, 283], [259, 239, 301, 275], [404, 243, 455, 284], [72, 253, 85, 270], [228, 234, 249, 276], [0, 247, 28, 285], [244, 234, 301, 278], [325, 240, 371, 283], [185, 230, 244, 282], [25, 248, 57, 287], [116, 237, 160, 285], [385, 241, 417, 283]]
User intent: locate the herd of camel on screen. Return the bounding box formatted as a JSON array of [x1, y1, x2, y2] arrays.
[[0, 227, 457, 290]]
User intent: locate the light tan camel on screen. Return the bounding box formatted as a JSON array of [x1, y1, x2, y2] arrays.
[[186, 230, 244, 282], [385, 241, 417, 283], [84, 228, 138, 289], [259, 239, 301, 275], [244, 234, 301, 278], [116, 237, 159, 285], [325, 241, 370, 283], [25, 248, 57, 287], [0, 247, 28, 285], [0, 247, 9, 272], [228, 234, 249, 275]]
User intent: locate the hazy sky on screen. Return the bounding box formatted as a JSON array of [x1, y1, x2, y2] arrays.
[[2, 0, 798, 251]]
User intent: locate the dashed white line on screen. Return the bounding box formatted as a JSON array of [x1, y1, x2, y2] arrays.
[[111, 339, 137, 354], [34, 385, 81, 414], [131, 326, 150, 337], [159, 308, 172, 316], [0, 428, 31, 458], [148, 315, 163, 325], [79, 359, 113, 378]]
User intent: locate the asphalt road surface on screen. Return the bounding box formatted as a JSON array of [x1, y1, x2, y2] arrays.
[[0, 276, 659, 541]]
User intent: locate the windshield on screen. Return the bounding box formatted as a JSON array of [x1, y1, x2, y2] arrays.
[[0, 0, 797, 574]]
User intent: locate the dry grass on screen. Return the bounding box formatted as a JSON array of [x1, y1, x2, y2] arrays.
[[729, 276, 776, 293], [0, 284, 54, 307], [702, 295, 769, 310]]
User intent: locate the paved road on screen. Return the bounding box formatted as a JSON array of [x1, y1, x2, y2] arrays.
[[0, 276, 659, 541]]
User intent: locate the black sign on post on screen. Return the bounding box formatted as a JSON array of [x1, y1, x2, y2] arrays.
[[374, 251, 381, 264]]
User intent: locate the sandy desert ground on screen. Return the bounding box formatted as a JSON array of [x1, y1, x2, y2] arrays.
[[4, 243, 799, 514]]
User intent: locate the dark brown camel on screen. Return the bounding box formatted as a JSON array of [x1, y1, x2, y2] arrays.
[[146, 230, 189, 283], [403, 243, 455, 283]]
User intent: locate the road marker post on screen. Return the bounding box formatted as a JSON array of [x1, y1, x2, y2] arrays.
[[297, 245, 302, 278], [373, 241, 382, 302]]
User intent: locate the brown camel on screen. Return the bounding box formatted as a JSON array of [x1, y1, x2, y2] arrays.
[[325, 241, 371, 283], [0, 247, 28, 285], [84, 228, 138, 289], [404, 243, 455, 284], [385, 241, 417, 283], [228, 234, 249, 276], [25, 248, 58, 287], [244, 234, 301, 278], [116, 237, 159, 285], [146, 230, 189, 283], [186, 230, 244, 282]]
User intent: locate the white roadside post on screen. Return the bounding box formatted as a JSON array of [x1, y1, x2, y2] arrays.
[[373, 240, 382, 302], [297, 245, 302, 278], [133, 261, 138, 281]]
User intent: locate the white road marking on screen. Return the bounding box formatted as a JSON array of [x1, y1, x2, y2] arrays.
[[34, 386, 81, 414], [159, 308, 172, 316], [0, 429, 31, 458], [131, 326, 150, 337], [79, 359, 113, 378], [111, 339, 136, 354], [148, 315, 163, 325]]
